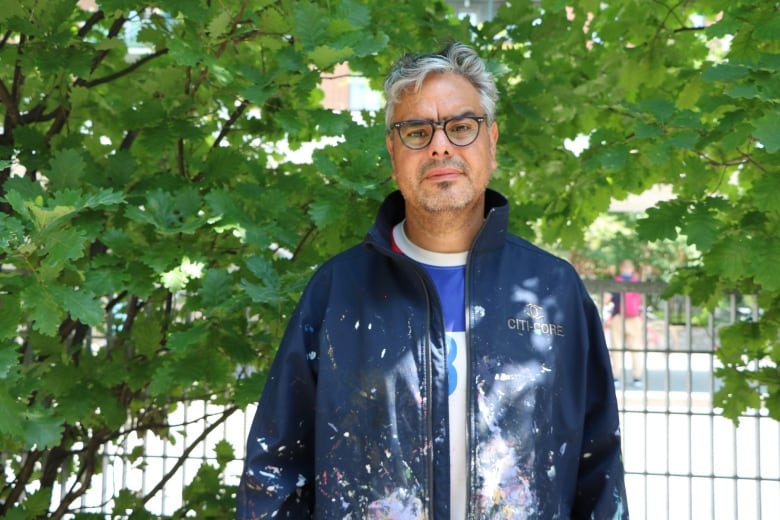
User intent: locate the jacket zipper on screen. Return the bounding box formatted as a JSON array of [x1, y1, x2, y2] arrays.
[[410, 264, 435, 519], [464, 259, 473, 520], [463, 211, 494, 519]]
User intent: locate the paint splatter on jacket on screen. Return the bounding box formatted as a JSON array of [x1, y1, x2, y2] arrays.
[[237, 189, 629, 519]]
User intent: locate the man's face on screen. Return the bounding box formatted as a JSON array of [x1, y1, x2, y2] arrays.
[[386, 72, 499, 215]]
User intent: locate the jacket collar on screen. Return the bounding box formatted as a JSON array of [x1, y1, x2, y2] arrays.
[[365, 188, 509, 254]]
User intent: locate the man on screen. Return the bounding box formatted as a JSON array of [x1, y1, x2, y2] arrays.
[[237, 42, 628, 519], [604, 258, 644, 389]]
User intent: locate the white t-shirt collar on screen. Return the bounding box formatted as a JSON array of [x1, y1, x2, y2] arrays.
[[392, 220, 468, 267]]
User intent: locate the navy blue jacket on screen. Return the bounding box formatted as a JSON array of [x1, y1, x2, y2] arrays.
[[237, 189, 628, 519]]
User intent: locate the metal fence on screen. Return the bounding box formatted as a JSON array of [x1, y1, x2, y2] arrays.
[[37, 283, 780, 518], [587, 280, 779, 520]]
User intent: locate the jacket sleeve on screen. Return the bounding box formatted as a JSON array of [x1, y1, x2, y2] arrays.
[[236, 298, 318, 519], [571, 296, 630, 519]]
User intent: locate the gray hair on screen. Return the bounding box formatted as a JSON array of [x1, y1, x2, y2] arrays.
[[383, 42, 498, 129]]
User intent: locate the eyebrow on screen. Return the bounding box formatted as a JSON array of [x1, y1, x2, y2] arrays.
[[396, 110, 481, 123]]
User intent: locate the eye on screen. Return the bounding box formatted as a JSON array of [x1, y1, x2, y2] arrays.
[[447, 118, 477, 134], [401, 123, 431, 139]]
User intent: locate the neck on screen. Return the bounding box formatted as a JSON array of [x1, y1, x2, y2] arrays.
[[403, 203, 485, 253]]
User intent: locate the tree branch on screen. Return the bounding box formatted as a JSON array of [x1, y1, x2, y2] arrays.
[[50, 427, 116, 519], [212, 98, 249, 149], [120, 128, 140, 150], [292, 224, 317, 261], [11, 34, 25, 112], [88, 14, 127, 75], [140, 405, 239, 506], [76, 10, 106, 38], [177, 138, 186, 177], [190, 0, 250, 97], [44, 105, 70, 143], [0, 79, 21, 126], [1, 29, 12, 49], [0, 450, 43, 516], [74, 48, 169, 89]]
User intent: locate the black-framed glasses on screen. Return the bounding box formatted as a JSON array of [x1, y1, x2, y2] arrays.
[[390, 115, 487, 150]]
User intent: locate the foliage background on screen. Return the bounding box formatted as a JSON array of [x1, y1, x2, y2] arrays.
[[0, 0, 777, 516]]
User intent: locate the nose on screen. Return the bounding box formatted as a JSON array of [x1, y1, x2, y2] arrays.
[[427, 125, 451, 156]]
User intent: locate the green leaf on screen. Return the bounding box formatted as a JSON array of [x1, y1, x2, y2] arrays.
[[639, 98, 676, 123], [293, 3, 329, 50], [596, 144, 629, 170], [161, 269, 190, 292], [52, 286, 104, 327], [725, 83, 760, 100], [0, 0, 25, 22], [82, 188, 125, 208], [207, 10, 233, 38], [27, 202, 77, 232], [245, 255, 278, 284], [125, 188, 203, 234], [636, 202, 685, 241], [0, 213, 26, 251], [22, 285, 64, 336], [752, 12, 780, 41], [199, 269, 235, 307], [235, 372, 267, 408], [702, 63, 749, 82], [682, 205, 720, 252], [751, 174, 780, 213], [167, 323, 210, 354], [308, 199, 339, 228], [676, 76, 704, 109], [0, 391, 25, 437], [713, 376, 759, 424], [113, 489, 145, 516], [641, 141, 673, 165], [309, 45, 354, 69], [751, 110, 780, 153], [708, 236, 751, 282], [668, 130, 700, 150], [752, 238, 780, 292], [633, 120, 663, 139], [130, 313, 164, 359], [98, 393, 128, 430], [42, 226, 88, 266], [149, 362, 175, 397], [0, 295, 24, 341], [23, 408, 64, 449], [45, 149, 86, 190], [214, 439, 235, 468], [18, 488, 52, 517], [240, 279, 282, 305]]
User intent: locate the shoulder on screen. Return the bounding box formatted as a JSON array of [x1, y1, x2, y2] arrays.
[[504, 233, 576, 271], [501, 233, 592, 297], [302, 242, 394, 295]]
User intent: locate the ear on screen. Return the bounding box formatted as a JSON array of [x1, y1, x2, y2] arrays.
[[386, 132, 397, 179], [488, 121, 499, 170]]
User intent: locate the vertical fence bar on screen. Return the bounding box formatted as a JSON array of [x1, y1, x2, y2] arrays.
[[751, 298, 763, 520]]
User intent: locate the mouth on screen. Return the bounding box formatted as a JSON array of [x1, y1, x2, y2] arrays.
[[422, 166, 463, 183]]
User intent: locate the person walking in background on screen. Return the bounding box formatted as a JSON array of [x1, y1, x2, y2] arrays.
[[237, 42, 628, 519], [604, 258, 644, 389]]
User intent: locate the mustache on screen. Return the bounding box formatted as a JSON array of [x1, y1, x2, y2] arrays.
[[418, 158, 468, 178]]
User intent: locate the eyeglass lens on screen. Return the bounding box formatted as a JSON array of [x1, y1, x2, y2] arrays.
[[396, 117, 482, 149]]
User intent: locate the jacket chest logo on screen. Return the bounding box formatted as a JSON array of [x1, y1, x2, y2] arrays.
[[506, 304, 565, 337]]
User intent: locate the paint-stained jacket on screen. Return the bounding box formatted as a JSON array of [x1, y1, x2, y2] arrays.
[[237, 189, 629, 519]]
